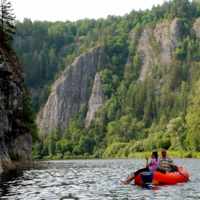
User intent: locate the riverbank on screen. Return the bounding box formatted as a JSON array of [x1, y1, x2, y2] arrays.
[[0, 158, 35, 175], [35, 150, 200, 160]]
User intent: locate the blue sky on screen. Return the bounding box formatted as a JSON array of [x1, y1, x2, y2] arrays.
[[11, 0, 166, 22]]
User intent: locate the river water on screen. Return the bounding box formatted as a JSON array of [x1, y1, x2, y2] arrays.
[[0, 158, 199, 200]]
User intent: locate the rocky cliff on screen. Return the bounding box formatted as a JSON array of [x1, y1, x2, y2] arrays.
[[85, 72, 105, 128], [39, 47, 100, 131], [137, 18, 183, 81], [0, 37, 32, 173], [193, 17, 200, 40]]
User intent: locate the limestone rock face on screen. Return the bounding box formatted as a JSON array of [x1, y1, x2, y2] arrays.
[[85, 72, 105, 128], [39, 47, 100, 131], [155, 18, 183, 64], [9, 134, 32, 164], [137, 18, 183, 80], [137, 28, 154, 81], [0, 40, 32, 172], [193, 17, 200, 39]]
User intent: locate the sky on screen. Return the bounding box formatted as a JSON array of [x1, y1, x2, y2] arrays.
[[11, 0, 166, 22]]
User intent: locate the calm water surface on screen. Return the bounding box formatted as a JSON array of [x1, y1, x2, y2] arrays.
[[0, 158, 199, 200]]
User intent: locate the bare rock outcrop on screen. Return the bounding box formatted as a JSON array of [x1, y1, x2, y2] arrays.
[[137, 28, 154, 80], [0, 38, 32, 173], [193, 17, 200, 40], [85, 72, 105, 128], [39, 47, 100, 131], [137, 18, 183, 80], [155, 18, 183, 64]]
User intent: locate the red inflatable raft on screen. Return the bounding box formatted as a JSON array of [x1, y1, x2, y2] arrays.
[[135, 166, 189, 185]]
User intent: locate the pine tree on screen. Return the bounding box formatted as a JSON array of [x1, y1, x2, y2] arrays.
[[186, 79, 200, 151], [0, 0, 16, 42]]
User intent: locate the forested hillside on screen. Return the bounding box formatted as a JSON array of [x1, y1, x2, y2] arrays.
[[13, 0, 200, 159]]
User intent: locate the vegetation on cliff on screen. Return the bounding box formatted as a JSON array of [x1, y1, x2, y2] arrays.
[[11, 0, 200, 159], [0, 0, 38, 160], [0, 0, 16, 41]]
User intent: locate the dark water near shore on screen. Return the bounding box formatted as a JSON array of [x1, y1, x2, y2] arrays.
[[0, 158, 199, 199]]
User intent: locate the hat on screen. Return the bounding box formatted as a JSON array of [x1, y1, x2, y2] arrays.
[[161, 149, 166, 152]]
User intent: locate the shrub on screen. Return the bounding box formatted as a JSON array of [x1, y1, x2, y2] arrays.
[[102, 143, 128, 158]]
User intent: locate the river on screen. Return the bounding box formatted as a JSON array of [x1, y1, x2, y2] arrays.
[[0, 158, 199, 199]]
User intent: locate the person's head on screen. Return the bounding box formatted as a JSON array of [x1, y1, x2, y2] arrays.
[[161, 149, 167, 157], [152, 151, 158, 160]]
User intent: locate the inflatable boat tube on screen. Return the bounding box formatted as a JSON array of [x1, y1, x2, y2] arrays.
[[134, 166, 189, 185]]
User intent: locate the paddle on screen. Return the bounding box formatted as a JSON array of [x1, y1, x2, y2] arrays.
[[178, 169, 191, 182], [171, 165, 191, 182]]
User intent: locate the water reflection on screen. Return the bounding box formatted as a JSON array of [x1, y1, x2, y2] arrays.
[[0, 169, 23, 197], [0, 159, 199, 199], [137, 182, 185, 191], [138, 184, 161, 190]]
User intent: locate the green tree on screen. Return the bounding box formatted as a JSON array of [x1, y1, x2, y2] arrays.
[[22, 87, 39, 143], [0, 0, 16, 41], [56, 140, 73, 155], [166, 117, 186, 151], [186, 79, 200, 151], [79, 135, 95, 154]]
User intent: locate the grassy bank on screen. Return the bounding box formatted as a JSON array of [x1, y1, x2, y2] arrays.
[[34, 151, 200, 160], [126, 151, 200, 159]]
